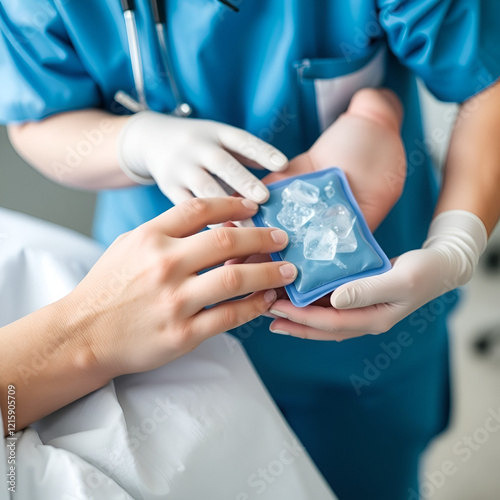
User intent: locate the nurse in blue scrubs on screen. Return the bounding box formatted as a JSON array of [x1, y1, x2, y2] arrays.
[[2, 2, 500, 498]]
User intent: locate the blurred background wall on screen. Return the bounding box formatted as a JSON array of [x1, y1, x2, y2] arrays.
[[0, 125, 96, 236]]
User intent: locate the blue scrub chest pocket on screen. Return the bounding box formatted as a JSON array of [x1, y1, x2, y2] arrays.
[[293, 40, 385, 148], [253, 168, 391, 307]]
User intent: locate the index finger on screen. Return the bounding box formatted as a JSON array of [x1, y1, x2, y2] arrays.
[[269, 299, 398, 336], [216, 125, 288, 172], [144, 197, 259, 238]]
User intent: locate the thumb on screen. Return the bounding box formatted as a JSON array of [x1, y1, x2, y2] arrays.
[[330, 266, 403, 309]]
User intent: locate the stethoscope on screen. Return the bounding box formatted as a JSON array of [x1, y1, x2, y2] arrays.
[[115, 0, 239, 116]]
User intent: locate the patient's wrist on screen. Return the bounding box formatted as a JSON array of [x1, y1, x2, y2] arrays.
[[54, 295, 114, 384], [0, 298, 112, 432]]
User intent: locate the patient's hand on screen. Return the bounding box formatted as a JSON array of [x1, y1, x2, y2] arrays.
[[264, 88, 406, 231], [1, 198, 297, 434]]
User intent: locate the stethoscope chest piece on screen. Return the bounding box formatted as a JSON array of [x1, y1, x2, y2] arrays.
[[173, 102, 193, 117]]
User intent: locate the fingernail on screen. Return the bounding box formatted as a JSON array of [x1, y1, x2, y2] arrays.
[[252, 185, 269, 202], [271, 229, 288, 245], [270, 152, 288, 168], [264, 289, 277, 303], [270, 327, 290, 335], [332, 289, 350, 308], [279, 263, 297, 280], [241, 198, 259, 211], [270, 309, 288, 319]]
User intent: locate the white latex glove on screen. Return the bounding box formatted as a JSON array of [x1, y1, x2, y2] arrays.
[[268, 210, 487, 340], [116, 111, 288, 204]]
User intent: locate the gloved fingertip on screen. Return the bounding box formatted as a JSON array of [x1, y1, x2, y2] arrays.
[[270, 152, 288, 170], [250, 185, 270, 203], [331, 289, 351, 308]]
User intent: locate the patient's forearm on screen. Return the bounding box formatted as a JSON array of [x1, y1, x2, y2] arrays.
[[435, 80, 500, 235], [0, 298, 107, 436], [263, 88, 406, 231], [7, 109, 132, 190]]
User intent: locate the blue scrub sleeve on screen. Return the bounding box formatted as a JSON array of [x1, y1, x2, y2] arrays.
[[0, 1, 101, 123], [378, 0, 500, 102]]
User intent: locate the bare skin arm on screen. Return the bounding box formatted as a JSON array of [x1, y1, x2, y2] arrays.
[[7, 109, 132, 189], [435, 81, 500, 234]]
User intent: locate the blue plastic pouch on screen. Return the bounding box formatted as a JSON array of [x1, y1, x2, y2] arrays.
[[252, 168, 391, 307]]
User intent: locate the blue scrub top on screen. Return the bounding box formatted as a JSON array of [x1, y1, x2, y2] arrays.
[[2, 3, 500, 497], [1, 0, 499, 377]]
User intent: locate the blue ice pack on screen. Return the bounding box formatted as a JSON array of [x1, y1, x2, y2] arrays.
[[252, 168, 391, 307]]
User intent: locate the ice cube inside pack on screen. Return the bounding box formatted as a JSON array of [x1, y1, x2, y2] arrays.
[[324, 181, 335, 199], [322, 204, 356, 239], [337, 230, 358, 253], [282, 179, 320, 204], [276, 200, 315, 232], [303, 225, 338, 261]]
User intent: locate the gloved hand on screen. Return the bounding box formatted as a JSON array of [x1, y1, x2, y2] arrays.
[[268, 210, 487, 339], [116, 111, 289, 204]]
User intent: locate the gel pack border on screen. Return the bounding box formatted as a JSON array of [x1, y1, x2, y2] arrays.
[[252, 168, 391, 307]]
